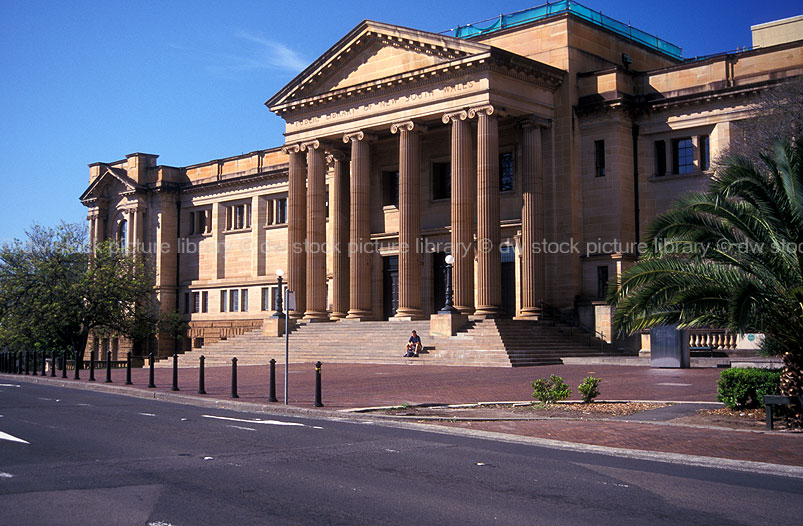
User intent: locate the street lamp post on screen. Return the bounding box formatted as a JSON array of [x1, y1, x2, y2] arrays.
[[439, 254, 457, 314], [272, 268, 284, 318]]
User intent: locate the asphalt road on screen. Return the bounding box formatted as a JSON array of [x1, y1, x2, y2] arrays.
[[1, 382, 801, 526]]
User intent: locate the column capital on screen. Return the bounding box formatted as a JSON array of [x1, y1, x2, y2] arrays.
[[442, 110, 468, 124], [342, 131, 377, 144], [299, 140, 321, 152], [281, 143, 303, 154], [520, 116, 551, 129], [390, 120, 427, 134], [468, 105, 500, 119], [325, 150, 347, 164]]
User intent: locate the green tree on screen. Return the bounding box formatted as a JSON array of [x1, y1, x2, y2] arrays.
[[157, 310, 189, 354], [610, 138, 803, 401], [0, 223, 157, 358]]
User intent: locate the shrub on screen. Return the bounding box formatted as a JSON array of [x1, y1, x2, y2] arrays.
[[716, 368, 781, 409], [531, 374, 572, 404], [578, 376, 601, 403]]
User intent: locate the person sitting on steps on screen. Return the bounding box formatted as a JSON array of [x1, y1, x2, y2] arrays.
[[404, 330, 422, 357]]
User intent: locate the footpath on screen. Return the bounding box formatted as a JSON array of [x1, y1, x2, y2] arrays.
[[4, 362, 802, 472]]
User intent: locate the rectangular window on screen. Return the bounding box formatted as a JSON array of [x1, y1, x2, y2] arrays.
[[192, 292, 200, 314], [225, 203, 251, 231], [499, 152, 514, 191], [672, 138, 694, 174], [597, 265, 609, 299], [220, 290, 227, 313], [276, 198, 287, 224], [432, 162, 451, 200], [655, 140, 667, 176], [188, 212, 195, 236], [201, 291, 208, 313], [230, 289, 239, 312], [261, 287, 270, 311], [184, 292, 190, 314], [241, 289, 248, 312], [594, 140, 606, 177], [699, 135, 710, 171], [382, 170, 399, 207]]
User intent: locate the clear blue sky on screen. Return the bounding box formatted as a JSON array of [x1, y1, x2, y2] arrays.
[[0, 0, 799, 242]]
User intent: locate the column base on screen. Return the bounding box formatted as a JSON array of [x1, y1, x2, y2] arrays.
[[289, 310, 305, 320], [515, 307, 543, 320], [303, 310, 330, 322], [330, 312, 348, 320], [473, 306, 503, 318], [455, 305, 475, 316], [393, 308, 425, 320], [346, 309, 373, 320]]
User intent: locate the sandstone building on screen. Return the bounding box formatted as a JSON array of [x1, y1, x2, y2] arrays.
[[79, 3, 803, 360]]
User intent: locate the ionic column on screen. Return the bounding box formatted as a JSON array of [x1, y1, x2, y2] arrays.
[[442, 110, 475, 315], [391, 121, 424, 319], [302, 140, 328, 321], [520, 118, 547, 318], [343, 131, 375, 319], [328, 151, 349, 319], [282, 144, 307, 318], [470, 105, 502, 317], [126, 209, 136, 252], [88, 212, 99, 251]]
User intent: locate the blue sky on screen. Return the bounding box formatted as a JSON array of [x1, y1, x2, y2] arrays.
[[0, 0, 799, 242]]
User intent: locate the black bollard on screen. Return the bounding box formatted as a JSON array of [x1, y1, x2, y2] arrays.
[[198, 355, 206, 395], [88, 350, 96, 381], [41, 350, 46, 376], [230, 357, 239, 398], [268, 359, 278, 402], [32, 350, 37, 376], [50, 350, 56, 377], [172, 353, 179, 391], [314, 361, 323, 407], [105, 351, 113, 383], [148, 353, 155, 388], [61, 352, 67, 378], [125, 352, 132, 385], [18, 353, 23, 375], [73, 350, 80, 380], [25, 351, 30, 375]]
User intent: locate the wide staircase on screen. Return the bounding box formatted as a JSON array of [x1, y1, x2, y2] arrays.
[[156, 317, 618, 368]]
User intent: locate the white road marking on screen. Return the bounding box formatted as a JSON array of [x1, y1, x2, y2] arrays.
[[202, 414, 312, 428], [0, 384, 20, 388], [227, 425, 257, 431], [203, 456, 214, 461], [138, 413, 156, 417], [37, 397, 53, 401], [76, 403, 91, 407], [0, 472, 13, 478], [0, 431, 30, 445]]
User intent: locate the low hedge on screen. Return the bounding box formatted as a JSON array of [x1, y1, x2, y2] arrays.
[[716, 368, 781, 409]]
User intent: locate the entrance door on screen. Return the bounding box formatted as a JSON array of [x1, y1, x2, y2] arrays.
[[383, 255, 399, 319], [501, 246, 516, 317], [432, 252, 447, 313]]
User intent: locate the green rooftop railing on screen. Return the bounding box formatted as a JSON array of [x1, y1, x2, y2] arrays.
[[447, 0, 683, 60]]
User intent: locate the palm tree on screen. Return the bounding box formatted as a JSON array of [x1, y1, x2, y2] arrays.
[[610, 137, 803, 400]]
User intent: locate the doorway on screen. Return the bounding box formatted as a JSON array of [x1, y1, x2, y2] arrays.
[[382, 255, 399, 319], [432, 252, 447, 313], [501, 246, 516, 317]]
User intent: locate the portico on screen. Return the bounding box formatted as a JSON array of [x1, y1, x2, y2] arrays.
[[268, 21, 563, 322]]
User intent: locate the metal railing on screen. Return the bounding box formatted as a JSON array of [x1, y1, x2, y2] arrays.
[[538, 301, 608, 352]]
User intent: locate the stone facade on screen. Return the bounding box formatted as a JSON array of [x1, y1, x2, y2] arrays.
[[79, 4, 803, 357]]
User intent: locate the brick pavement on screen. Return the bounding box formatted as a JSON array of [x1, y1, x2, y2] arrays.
[[6, 363, 802, 468]]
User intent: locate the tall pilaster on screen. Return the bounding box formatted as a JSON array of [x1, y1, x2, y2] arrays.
[[343, 131, 374, 320], [391, 121, 424, 319], [520, 118, 547, 318], [328, 151, 349, 319], [282, 145, 307, 318], [470, 105, 502, 317], [442, 110, 475, 315], [303, 141, 328, 320]]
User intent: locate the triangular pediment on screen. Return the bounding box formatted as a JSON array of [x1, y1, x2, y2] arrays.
[[79, 167, 139, 204], [267, 20, 491, 109]]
